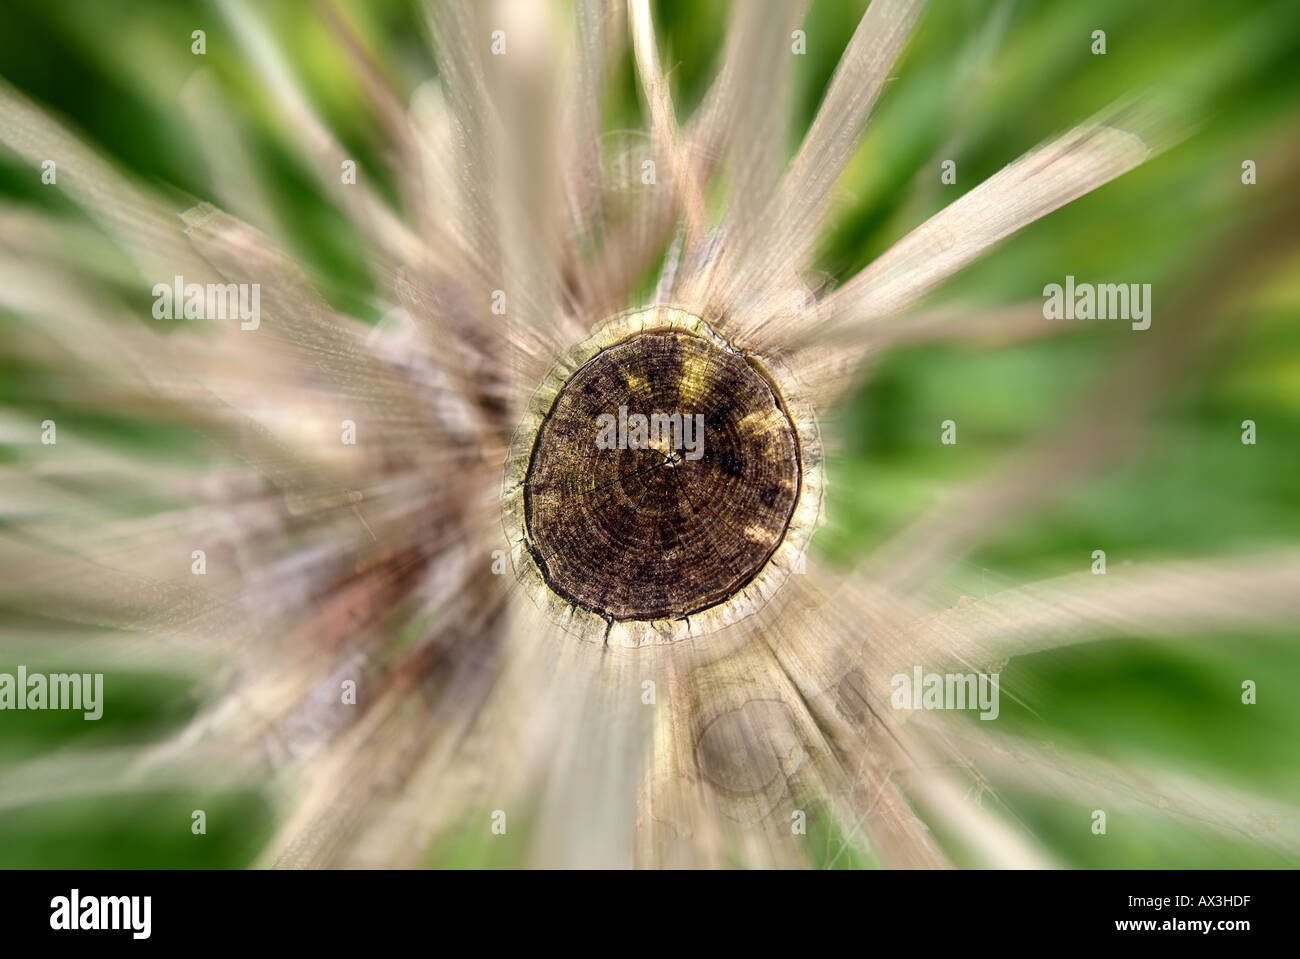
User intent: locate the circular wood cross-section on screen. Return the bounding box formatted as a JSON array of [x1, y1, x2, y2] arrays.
[[523, 328, 801, 621]]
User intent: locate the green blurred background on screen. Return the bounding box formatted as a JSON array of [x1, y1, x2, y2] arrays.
[[1, 0, 1298, 867]]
